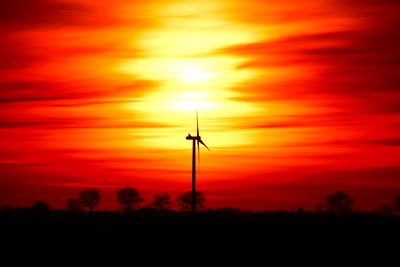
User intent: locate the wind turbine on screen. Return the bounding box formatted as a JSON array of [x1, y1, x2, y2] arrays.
[[186, 110, 209, 212]]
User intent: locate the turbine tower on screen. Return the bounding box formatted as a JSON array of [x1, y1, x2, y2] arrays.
[[186, 110, 209, 212]]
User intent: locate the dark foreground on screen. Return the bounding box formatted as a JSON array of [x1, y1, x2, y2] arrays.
[[1, 209, 399, 264]]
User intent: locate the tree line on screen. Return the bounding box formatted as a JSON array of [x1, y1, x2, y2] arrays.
[[2, 190, 400, 214], [66, 188, 206, 212], [317, 191, 400, 215], [65, 190, 400, 214]]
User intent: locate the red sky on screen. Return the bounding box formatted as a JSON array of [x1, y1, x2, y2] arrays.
[[1, 0, 400, 211]]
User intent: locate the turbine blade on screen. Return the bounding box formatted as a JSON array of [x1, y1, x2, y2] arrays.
[[199, 138, 210, 150], [196, 109, 199, 137], [197, 139, 200, 168]]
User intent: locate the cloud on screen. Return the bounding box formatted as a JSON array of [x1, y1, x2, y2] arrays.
[[0, 81, 85, 103], [366, 139, 400, 147], [0, 0, 89, 29], [222, 2, 400, 115], [0, 0, 150, 77], [0, 79, 155, 104], [299, 166, 400, 193], [0, 35, 44, 71], [0, 117, 174, 129], [226, 28, 399, 80]]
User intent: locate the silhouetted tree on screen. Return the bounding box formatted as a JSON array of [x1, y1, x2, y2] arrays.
[[394, 195, 400, 212], [67, 198, 83, 211], [325, 191, 354, 214], [116, 187, 143, 211], [176, 191, 205, 211], [151, 194, 171, 210], [31, 201, 51, 212], [79, 189, 100, 211]]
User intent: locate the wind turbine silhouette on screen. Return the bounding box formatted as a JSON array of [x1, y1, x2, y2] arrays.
[[186, 110, 209, 212]]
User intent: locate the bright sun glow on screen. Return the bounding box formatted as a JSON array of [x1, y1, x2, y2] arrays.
[[117, 0, 266, 149]]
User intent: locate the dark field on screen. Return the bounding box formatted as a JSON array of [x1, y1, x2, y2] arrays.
[[1, 209, 398, 264]]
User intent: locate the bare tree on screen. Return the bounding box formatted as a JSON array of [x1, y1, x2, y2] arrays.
[[176, 191, 205, 211], [325, 191, 354, 214], [151, 194, 171, 210], [67, 198, 83, 211], [116, 187, 143, 211], [79, 189, 100, 211]]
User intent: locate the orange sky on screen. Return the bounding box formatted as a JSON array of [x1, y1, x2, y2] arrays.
[[1, 0, 400, 210]]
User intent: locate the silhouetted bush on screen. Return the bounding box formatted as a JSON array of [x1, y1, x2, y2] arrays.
[[376, 204, 393, 215], [209, 207, 242, 215], [325, 192, 354, 214], [316, 202, 325, 212], [176, 191, 205, 211], [394, 195, 400, 212], [116, 187, 143, 211], [0, 204, 13, 211], [67, 198, 83, 211], [137, 207, 158, 215], [79, 189, 100, 211], [31, 201, 51, 212], [151, 194, 171, 210]]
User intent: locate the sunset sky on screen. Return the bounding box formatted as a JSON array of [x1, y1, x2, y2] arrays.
[[1, 0, 399, 210]]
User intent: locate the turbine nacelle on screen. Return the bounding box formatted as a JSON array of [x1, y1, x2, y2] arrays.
[[186, 134, 199, 140], [186, 134, 209, 148]]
